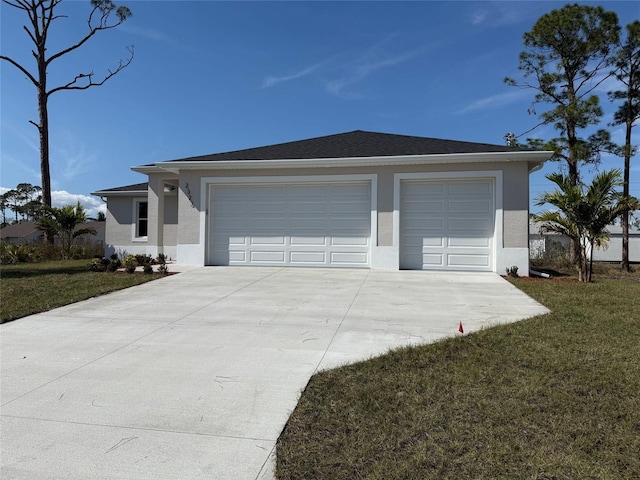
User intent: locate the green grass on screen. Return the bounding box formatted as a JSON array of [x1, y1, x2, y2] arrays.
[[0, 259, 166, 323], [276, 277, 640, 479]]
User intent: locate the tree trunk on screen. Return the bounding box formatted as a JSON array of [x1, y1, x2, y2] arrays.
[[37, 37, 54, 244], [621, 120, 632, 272]]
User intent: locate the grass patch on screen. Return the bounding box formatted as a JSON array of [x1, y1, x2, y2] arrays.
[[277, 277, 640, 479], [1, 259, 166, 323]]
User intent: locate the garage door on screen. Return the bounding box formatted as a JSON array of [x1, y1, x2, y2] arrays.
[[400, 179, 494, 271], [209, 182, 371, 267]]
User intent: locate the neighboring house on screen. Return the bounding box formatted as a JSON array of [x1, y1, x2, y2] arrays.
[[0, 220, 105, 246], [0, 221, 44, 244], [529, 221, 640, 263], [92, 130, 553, 275]]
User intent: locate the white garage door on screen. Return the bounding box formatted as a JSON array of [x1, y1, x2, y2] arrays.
[[400, 179, 494, 271], [209, 182, 371, 267]]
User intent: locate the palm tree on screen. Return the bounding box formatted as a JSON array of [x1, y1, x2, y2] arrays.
[[534, 169, 635, 282], [37, 202, 97, 259]]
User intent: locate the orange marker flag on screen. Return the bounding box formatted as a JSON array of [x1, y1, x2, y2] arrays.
[[458, 321, 464, 334]]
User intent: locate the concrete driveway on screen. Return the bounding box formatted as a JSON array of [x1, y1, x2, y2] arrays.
[[1, 267, 548, 479]]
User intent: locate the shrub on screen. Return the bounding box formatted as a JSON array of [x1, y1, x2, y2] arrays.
[[506, 265, 519, 278], [0, 243, 33, 264], [122, 255, 137, 274], [88, 257, 110, 272], [158, 263, 169, 275], [143, 263, 154, 274]]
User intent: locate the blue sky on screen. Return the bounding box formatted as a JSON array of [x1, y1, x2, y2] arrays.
[[1, 0, 639, 217]]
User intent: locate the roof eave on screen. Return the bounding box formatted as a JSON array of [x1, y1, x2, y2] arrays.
[[131, 165, 166, 174], [139, 150, 555, 174], [91, 189, 148, 197]]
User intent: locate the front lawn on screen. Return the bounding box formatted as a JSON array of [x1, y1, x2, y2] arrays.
[[0, 260, 166, 323], [276, 276, 640, 479]]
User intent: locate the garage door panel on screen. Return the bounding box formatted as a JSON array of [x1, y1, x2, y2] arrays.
[[423, 253, 445, 266], [404, 183, 445, 195], [250, 236, 286, 246], [400, 179, 494, 271], [250, 251, 285, 263], [403, 217, 444, 230], [330, 252, 368, 265], [332, 183, 369, 194], [210, 182, 370, 267], [290, 235, 327, 246], [448, 182, 491, 195], [251, 185, 285, 196], [289, 218, 328, 229], [449, 218, 492, 231], [448, 236, 491, 247], [448, 200, 492, 213], [216, 203, 246, 215], [290, 251, 326, 264], [215, 186, 247, 199], [331, 202, 369, 214], [290, 202, 327, 214], [331, 236, 369, 246], [290, 184, 326, 195], [330, 217, 370, 230], [227, 235, 248, 246], [403, 201, 444, 214], [448, 254, 490, 267], [215, 249, 246, 263]]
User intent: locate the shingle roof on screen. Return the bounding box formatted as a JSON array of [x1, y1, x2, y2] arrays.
[[0, 221, 41, 240], [93, 182, 148, 194], [166, 130, 519, 163]]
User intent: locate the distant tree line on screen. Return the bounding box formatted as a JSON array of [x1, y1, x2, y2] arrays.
[[0, 182, 106, 227], [1, 183, 43, 225]]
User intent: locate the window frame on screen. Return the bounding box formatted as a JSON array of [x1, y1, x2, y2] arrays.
[[132, 199, 148, 241]]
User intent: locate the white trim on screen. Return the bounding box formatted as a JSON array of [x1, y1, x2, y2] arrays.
[[199, 174, 377, 267], [141, 151, 553, 174], [393, 171, 503, 272], [93, 189, 148, 197]]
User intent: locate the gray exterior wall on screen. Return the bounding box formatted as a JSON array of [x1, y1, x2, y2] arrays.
[[103, 158, 535, 272], [104, 190, 178, 258], [176, 161, 530, 249]]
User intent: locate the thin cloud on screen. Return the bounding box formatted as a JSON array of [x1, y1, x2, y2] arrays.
[[326, 44, 423, 98], [261, 62, 325, 89], [456, 90, 528, 115], [471, 10, 488, 26], [53, 129, 97, 182], [120, 25, 174, 44], [470, 2, 538, 28]]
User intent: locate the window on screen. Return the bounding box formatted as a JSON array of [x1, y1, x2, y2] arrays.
[[136, 201, 148, 238]]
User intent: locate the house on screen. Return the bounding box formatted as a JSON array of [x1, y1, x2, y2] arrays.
[[92, 130, 553, 275], [0, 221, 44, 244], [530, 220, 640, 263]]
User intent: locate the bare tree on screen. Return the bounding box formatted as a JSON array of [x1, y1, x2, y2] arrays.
[[0, 0, 133, 211]]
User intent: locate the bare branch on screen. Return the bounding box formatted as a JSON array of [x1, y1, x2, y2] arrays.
[[2, 0, 29, 10], [28, 119, 40, 129], [46, 15, 127, 67], [47, 45, 134, 96], [515, 120, 549, 139], [0, 54, 38, 86]]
